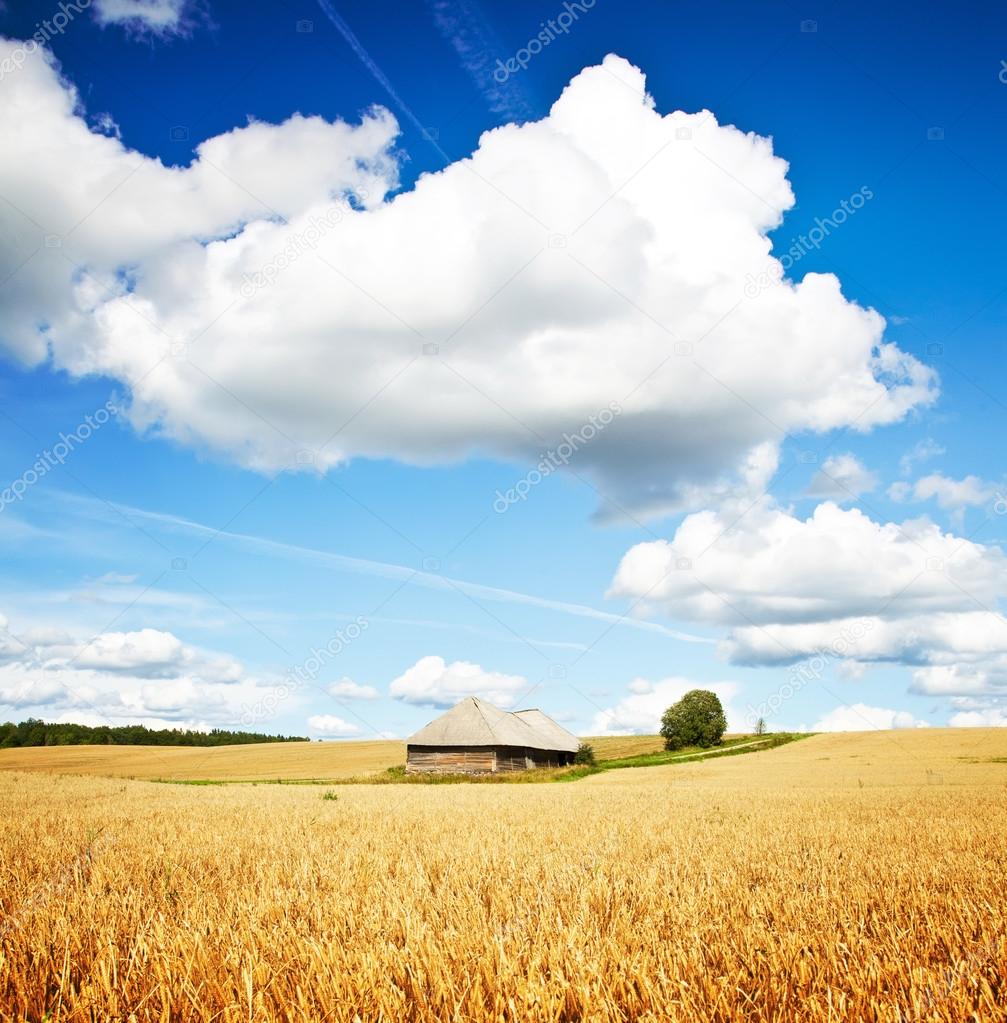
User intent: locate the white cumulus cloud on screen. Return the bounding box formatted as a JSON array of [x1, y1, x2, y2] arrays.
[[307, 714, 361, 738], [389, 655, 528, 707], [610, 495, 1007, 704], [0, 48, 936, 517], [327, 678, 380, 701], [887, 472, 998, 526], [812, 703, 929, 731], [0, 612, 282, 729], [610, 499, 1003, 631]]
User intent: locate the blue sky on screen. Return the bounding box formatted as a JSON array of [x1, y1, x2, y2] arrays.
[[0, 0, 1006, 739]]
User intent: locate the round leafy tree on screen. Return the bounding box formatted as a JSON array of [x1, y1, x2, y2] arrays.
[[660, 690, 727, 750]]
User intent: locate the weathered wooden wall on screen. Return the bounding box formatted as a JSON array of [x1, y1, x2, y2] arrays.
[[405, 745, 572, 774], [405, 746, 496, 775]]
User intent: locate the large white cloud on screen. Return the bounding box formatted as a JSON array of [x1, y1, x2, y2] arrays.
[[610, 496, 1007, 707], [389, 655, 529, 707], [610, 499, 1004, 629], [0, 46, 936, 516]]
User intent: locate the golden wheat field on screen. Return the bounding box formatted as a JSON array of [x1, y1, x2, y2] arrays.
[[0, 738, 406, 781], [1, 729, 1006, 1022]]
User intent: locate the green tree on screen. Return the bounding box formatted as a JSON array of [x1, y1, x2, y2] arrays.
[[573, 742, 596, 766], [660, 690, 727, 750]]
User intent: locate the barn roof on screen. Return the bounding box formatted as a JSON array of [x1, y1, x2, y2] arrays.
[[513, 709, 580, 753], [407, 697, 580, 753]]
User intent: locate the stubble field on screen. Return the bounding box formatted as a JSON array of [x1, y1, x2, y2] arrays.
[[1, 728, 1005, 1022]]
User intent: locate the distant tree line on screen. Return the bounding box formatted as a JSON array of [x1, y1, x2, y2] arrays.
[[0, 718, 308, 748]]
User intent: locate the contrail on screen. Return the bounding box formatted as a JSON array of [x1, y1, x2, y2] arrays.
[[57, 492, 715, 646], [316, 0, 437, 145]]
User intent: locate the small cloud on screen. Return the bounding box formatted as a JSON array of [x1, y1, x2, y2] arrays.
[[307, 714, 361, 738], [91, 0, 199, 36], [91, 113, 122, 139], [898, 438, 944, 476], [889, 472, 996, 525], [327, 677, 380, 701], [389, 655, 528, 708], [913, 473, 994, 510], [806, 454, 877, 502], [812, 703, 929, 731]]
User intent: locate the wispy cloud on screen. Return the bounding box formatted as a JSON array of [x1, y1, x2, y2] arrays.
[[427, 0, 536, 121], [57, 492, 714, 645]]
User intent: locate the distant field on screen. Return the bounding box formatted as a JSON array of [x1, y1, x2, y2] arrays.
[[582, 733, 665, 759], [0, 734, 670, 781], [0, 739, 405, 781], [2, 728, 1005, 1022]]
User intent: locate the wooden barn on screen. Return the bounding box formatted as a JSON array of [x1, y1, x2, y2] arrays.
[[405, 697, 580, 775]]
